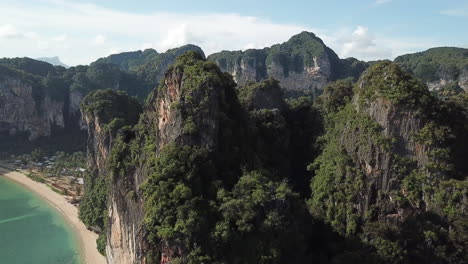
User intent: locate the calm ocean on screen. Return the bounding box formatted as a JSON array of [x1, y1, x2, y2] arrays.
[[0, 177, 81, 264]]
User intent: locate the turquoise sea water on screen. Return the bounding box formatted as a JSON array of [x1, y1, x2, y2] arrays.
[[0, 177, 81, 264]]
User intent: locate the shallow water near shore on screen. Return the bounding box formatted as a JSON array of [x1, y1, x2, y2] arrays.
[[0, 177, 81, 264]]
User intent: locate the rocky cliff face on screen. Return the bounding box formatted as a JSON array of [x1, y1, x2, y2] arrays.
[[208, 32, 366, 95], [82, 54, 468, 263], [312, 63, 444, 227], [98, 52, 324, 264], [98, 52, 240, 263], [349, 64, 439, 222], [310, 62, 468, 262], [97, 45, 206, 94], [0, 67, 66, 140], [426, 67, 468, 92], [238, 78, 286, 111], [394, 47, 468, 92], [0, 46, 201, 152], [80, 90, 141, 263]]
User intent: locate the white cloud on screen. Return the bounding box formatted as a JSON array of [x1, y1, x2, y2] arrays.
[[338, 26, 392, 59], [159, 24, 189, 50], [375, 0, 392, 5], [243, 43, 259, 50], [93, 34, 106, 45], [0, 0, 446, 65], [141, 43, 153, 50], [0, 24, 22, 39]]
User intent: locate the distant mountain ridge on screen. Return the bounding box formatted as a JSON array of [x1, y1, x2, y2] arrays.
[[36, 56, 69, 68], [94, 44, 205, 91], [394, 47, 468, 92], [0, 45, 206, 154], [1, 32, 467, 154], [207, 31, 368, 96]]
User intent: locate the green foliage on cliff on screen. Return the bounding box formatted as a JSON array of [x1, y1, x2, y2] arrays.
[[316, 79, 354, 114], [102, 52, 330, 263], [356, 62, 435, 110], [81, 89, 142, 126], [207, 31, 367, 90], [0, 57, 58, 77], [79, 49, 468, 263], [395, 47, 468, 82], [142, 144, 216, 259], [215, 171, 312, 263], [335, 57, 369, 81], [266, 31, 327, 75], [309, 103, 390, 236], [79, 171, 108, 230], [134, 45, 205, 91], [309, 61, 468, 263], [238, 78, 284, 110], [94, 49, 159, 71]]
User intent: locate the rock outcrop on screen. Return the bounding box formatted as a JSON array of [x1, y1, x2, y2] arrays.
[[312, 62, 445, 226], [93, 51, 324, 264], [81, 53, 468, 263], [0, 45, 202, 152], [79, 89, 142, 260], [394, 47, 468, 92], [96, 45, 206, 94], [0, 65, 65, 140], [310, 62, 468, 262], [238, 78, 286, 111], [208, 32, 367, 95]]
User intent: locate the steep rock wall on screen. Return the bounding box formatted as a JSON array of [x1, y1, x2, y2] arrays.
[[103, 52, 247, 264], [0, 77, 66, 140], [208, 32, 342, 94]]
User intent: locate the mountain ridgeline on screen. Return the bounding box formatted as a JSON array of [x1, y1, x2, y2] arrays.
[[78, 50, 468, 263], [1, 31, 468, 264], [0, 45, 203, 155], [395, 47, 468, 93], [208, 31, 368, 97]]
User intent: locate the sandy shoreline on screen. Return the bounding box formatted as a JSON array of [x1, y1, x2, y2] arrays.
[[0, 168, 106, 264]]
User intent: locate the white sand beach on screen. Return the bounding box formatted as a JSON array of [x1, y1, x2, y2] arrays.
[[0, 168, 106, 264]]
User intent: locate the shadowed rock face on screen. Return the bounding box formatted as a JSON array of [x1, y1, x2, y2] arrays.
[[238, 78, 286, 111], [92, 52, 241, 264], [426, 67, 468, 92], [351, 63, 438, 221], [311, 62, 455, 232]]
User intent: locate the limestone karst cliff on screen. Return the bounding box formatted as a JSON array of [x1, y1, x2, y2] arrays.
[[0, 46, 204, 154], [95, 44, 205, 93], [2, 32, 468, 264], [81, 52, 324, 263], [0, 65, 66, 141], [79, 51, 468, 264], [208, 32, 368, 96], [395, 47, 468, 92], [310, 62, 468, 263], [79, 89, 142, 257]]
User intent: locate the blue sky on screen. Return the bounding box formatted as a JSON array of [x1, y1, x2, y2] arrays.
[[0, 0, 467, 65]]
